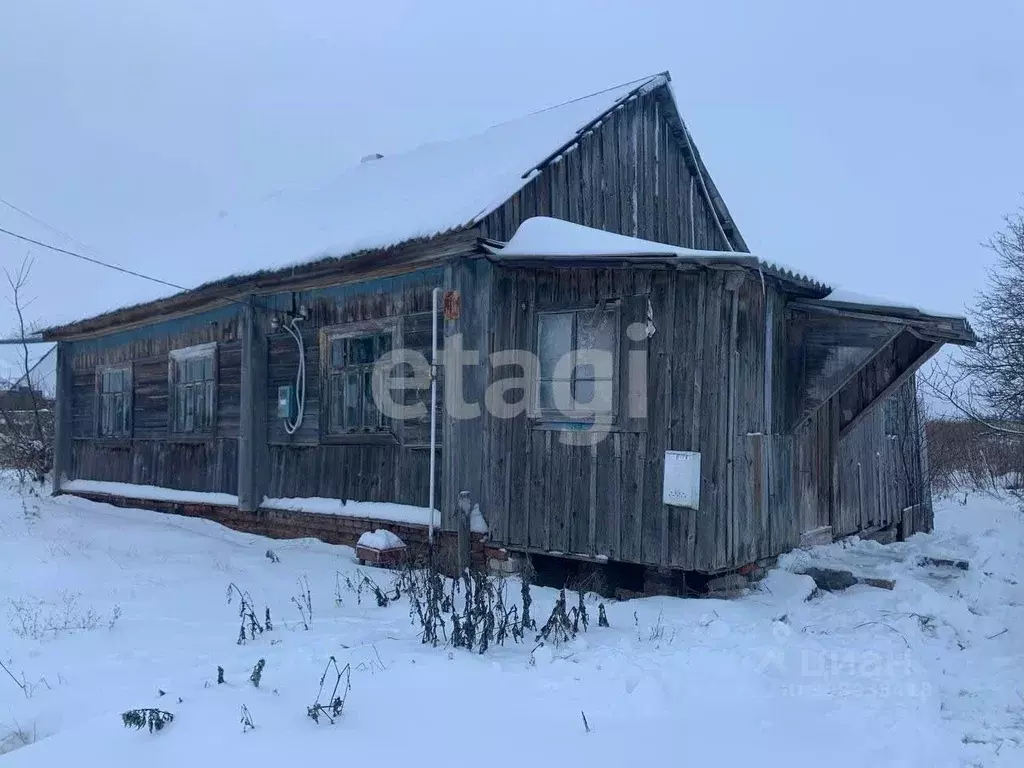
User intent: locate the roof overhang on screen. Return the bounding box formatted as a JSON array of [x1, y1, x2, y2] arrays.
[[786, 298, 975, 435], [480, 217, 830, 297], [789, 298, 975, 346], [41, 228, 479, 341]]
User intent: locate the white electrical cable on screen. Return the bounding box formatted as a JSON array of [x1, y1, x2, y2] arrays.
[[282, 317, 306, 434]]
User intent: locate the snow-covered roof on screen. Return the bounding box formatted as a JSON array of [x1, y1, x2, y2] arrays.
[[189, 75, 671, 280], [486, 216, 828, 292], [47, 73, 717, 337]]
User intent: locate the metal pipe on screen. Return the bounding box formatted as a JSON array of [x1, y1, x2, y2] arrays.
[[427, 287, 440, 545], [726, 285, 740, 563]]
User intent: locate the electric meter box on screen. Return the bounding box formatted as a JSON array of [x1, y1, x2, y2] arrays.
[[277, 385, 296, 420]]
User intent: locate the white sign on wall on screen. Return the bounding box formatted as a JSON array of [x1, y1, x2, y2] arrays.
[[662, 450, 701, 508]]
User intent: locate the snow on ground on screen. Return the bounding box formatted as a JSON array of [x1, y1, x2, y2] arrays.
[[0, 481, 1021, 767]]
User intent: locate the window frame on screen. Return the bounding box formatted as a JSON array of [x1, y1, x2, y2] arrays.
[[168, 342, 218, 437], [319, 319, 400, 443], [531, 303, 620, 425], [95, 363, 133, 439]]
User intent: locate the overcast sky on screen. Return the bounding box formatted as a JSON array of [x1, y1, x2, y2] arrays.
[[1, 0, 1022, 334]]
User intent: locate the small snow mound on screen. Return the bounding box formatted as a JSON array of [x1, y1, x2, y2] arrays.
[[470, 503, 488, 534], [357, 529, 405, 551]]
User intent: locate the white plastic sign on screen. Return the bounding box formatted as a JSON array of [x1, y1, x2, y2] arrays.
[[662, 450, 701, 508]]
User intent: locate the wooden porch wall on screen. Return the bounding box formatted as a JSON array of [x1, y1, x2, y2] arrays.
[[835, 378, 929, 537], [66, 305, 244, 494], [478, 88, 733, 252]]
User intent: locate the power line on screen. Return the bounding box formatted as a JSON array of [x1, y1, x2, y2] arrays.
[[0, 197, 97, 256], [0, 224, 186, 292], [0, 210, 283, 322]]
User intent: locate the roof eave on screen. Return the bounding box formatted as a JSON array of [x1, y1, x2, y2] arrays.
[[791, 298, 977, 346]]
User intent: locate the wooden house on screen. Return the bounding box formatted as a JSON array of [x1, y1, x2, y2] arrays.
[[43, 72, 974, 582]]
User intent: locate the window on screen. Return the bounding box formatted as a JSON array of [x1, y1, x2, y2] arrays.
[[535, 306, 617, 420], [97, 366, 132, 437], [324, 328, 394, 435], [169, 344, 216, 434]]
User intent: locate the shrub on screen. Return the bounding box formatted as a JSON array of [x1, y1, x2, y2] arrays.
[[226, 583, 266, 645], [249, 659, 265, 688], [7, 592, 118, 640], [121, 709, 173, 733]]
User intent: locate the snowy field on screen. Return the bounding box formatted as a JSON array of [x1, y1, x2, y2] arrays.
[[1, 481, 1021, 767]]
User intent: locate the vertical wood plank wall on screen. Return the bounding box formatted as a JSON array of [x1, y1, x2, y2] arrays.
[[483, 262, 929, 572], [485, 264, 773, 572], [835, 378, 929, 537], [478, 88, 736, 253]]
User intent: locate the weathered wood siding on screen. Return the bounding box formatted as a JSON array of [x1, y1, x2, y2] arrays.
[[62, 252, 468, 506], [481, 258, 930, 571], [485, 264, 774, 571], [836, 378, 928, 537], [257, 268, 446, 506], [479, 88, 737, 252], [66, 304, 244, 493]]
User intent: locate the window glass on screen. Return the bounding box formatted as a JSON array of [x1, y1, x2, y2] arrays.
[[537, 312, 573, 378], [535, 307, 617, 419], [326, 329, 392, 434], [170, 347, 215, 433], [98, 366, 131, 437]]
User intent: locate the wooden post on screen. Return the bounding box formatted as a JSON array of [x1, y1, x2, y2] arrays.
[[238, 297, 269, 513], [52, 341, 73, 495], [457, 490, 472, 573], [441, 258, 492, 533]]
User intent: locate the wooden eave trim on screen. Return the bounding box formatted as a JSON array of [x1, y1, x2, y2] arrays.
[[789, 300, 975, 344], [42, 228, 481, 342]]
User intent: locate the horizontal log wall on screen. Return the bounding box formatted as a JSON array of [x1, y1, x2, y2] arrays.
[[66, 304, 244, 494], [256, 268, 448, 506]]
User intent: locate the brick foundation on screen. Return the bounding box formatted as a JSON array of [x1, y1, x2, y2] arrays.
[[67, 492, 486, 569]]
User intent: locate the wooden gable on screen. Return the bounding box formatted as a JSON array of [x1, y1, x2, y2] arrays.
[[478, 83, 746, 254]]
